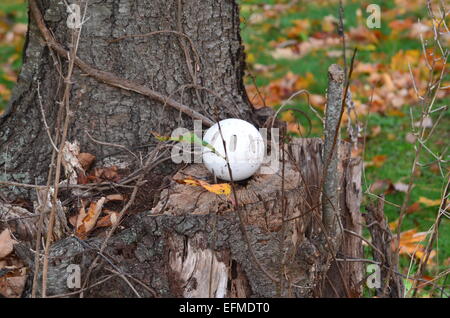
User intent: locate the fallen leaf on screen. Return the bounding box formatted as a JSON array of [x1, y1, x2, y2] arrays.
[[370, 125, 381, 137], [366, 155, 388, 168], [394, 182, 409, 193], [414, 116, 433, 128], [395, 228, 436, 263], [76, 197, 106, 238], [286, 19, 310, 39], [271, 47, 299, 60], [95, 212, 120, 228], [418, 197, 441, 207], [105, 194, 124, 202], [405, 132, 417, 144], [391, 50, 420, 71], [0, 229, 16, 259], [174, 177, 231, 196], [369, 179, 395, 195], [349, 26, 382, 44], [309, 94, 326, 109], [406, 202, 421, 214], [77, 152, 96, 171], [0, 267, 27, 298]]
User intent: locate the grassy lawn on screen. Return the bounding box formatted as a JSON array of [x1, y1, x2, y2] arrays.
[[0, 0, 448, 296], [239, 0, 449, 296], [0, 0, 26, 110]]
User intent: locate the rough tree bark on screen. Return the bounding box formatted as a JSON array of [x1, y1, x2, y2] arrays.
[[1, 0, 364, 298], [0, 0, 253, 199]]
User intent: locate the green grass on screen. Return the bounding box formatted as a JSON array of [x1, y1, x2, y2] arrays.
[[0, 0, 27, 110], [240, 0, 449, 296]]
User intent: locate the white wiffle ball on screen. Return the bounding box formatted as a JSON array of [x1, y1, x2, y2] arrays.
[[202, 118, 265, 181]]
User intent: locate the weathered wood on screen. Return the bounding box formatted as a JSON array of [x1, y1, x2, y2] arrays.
[[322, 157, 363, 297], [322, 64, 345, 235], [365, 197, 404, 298]]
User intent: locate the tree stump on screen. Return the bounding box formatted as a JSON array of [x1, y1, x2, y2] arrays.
[[17, 138, 362, 298]]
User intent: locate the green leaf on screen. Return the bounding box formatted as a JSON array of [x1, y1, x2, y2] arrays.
[[151, 131, 225, 160]]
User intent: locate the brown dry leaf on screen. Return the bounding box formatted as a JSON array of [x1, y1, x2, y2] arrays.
[[286, 19, 310, 38], [430, 163, 441, 175], [349, 26, 382, 44], [366, 155, 388, 168], [68, 214, 78, 227], [77, 152, 96, 171], [95, 212, 120, 228], [369, 179, 395, 195], [0, 229, 16, 259], [389, 219, 399, 232], [76, 197, 106, 238], [0, 84, 11, 101], [271, 47, 300, 60], [12, 23, 27, 35], [370, 125, 382, 138], [174, 177, 231, 196], [372, 154, 388, 167], [309, 94, 326, 109], [388, 18, 414, 36], [386, 109, 406, 117], [245, 85, 267, 109], [91, 166, 120, 183], [354, 62, 378, 74], [0, 203, 37, 241], [75, 201, 87, 230], [321, 15, 338, 33], [287, 122, 306, 135], [391, 50, 420, 71], [406, 202, 421, 214], [105, 194, 124, 202], [294, 72, 315, 90], [395, 228, 435, 263], [0, 267, 27, 298]]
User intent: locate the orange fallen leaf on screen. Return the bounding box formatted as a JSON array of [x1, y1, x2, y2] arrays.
[[366, 155, 388, 168], [391, 50, 420, 72], [76, 197, 106, 238], [96, 212, 120, 228], [406, 202, 421, 214], [395, 228, 436, 263], [0, 267, 27, 298], [286, 19, 310, 39], [174, 177, 231, 196]]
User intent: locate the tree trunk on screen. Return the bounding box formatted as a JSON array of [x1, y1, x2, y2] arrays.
[[0, 0, 252, 199]]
